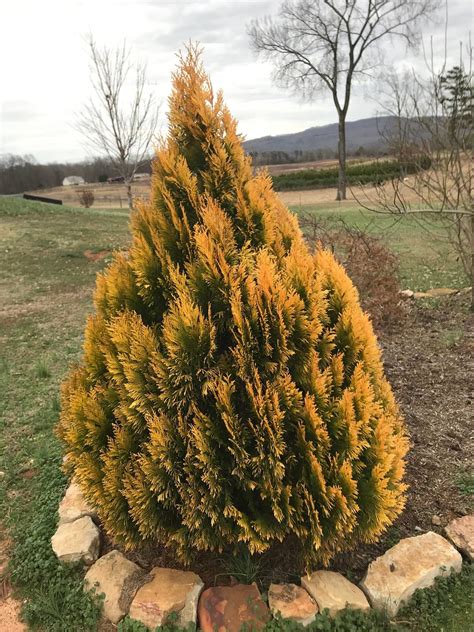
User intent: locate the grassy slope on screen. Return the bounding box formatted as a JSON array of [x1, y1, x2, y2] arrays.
[[0, 199, 130, 630], [0, 197, 471, 631]]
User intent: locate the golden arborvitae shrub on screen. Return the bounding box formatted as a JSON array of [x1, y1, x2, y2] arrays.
[[58, 46, 408, 569]]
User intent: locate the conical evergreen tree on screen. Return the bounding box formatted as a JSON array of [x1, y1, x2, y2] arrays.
[[58, 46, 408, 568]]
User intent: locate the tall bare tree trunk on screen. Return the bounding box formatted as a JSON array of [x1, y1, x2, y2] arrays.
[[471, 209, 474, 312], [126, 180, 133, 211], [336, 114, 347, 201]]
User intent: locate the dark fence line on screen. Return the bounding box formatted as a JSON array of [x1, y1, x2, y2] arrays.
[[23, 193, 63, 205]]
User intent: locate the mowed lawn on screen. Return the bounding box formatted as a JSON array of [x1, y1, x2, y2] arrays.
[[292, 202, 468, 292], [0, 197, 471, 631], [0, 199, 130, 486]]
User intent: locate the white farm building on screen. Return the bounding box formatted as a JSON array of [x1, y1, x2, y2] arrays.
[[63, 176, 85, 186]]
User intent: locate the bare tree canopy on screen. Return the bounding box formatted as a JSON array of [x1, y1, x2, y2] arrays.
[[249, 0, 439, 200], [76, 37, 159, 209], [357, 42, 473, 309]]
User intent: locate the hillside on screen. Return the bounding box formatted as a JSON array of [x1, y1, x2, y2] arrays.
[[243, 115, 395, 155]]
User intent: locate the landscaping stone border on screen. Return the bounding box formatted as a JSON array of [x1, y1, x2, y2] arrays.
[[51, 479, 473, 629]]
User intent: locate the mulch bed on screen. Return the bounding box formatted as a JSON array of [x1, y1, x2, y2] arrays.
[[109, 294, 473, 588]]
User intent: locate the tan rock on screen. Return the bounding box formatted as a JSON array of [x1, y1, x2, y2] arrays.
[[445, 515, 474, 561], [425, 287, 458, 297], [51, 516, 100, 564], [198, 584, 270, 632], [268, 583, 318, 626], [84, 550, 145, 624], [58, 480, 98, 525], [129, 567, 203, 628], [414, 287, 458, 299], [360, 531, 462, 616], [302, 570, 370, 617]]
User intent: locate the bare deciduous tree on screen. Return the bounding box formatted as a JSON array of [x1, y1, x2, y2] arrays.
[[76, 37, 159, 210], [357, 42, 473, 309], [248, 0, 439, 201]]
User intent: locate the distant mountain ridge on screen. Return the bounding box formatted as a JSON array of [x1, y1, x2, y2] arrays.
[[243, 115, 395, 155]]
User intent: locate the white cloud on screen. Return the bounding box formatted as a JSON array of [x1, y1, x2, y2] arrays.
[[0, 0, 470, 162]]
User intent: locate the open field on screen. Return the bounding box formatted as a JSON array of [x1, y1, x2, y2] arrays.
[[259, 156, 375, 175], [0, 197, 472, 630], [27, 180, 151, 209], [27, 168, 424, 211]]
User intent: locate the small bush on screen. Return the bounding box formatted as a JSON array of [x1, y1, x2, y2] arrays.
[[78, 188, 95, 208]]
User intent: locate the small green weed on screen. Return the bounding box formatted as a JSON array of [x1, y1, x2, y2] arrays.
[[118, 612, 195, 632], [440, 328, 463, 348], [384, 526, 402, 549], [35, 360, 51, 379], [0, 356, 8, 375], [51, 394, 61, 412], [216, 545, 266, 585], [456, 468, 474, 498]]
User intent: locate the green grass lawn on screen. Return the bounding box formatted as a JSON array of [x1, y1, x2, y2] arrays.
[[0, 197, 471, 631], [291, 203, 468, 292]]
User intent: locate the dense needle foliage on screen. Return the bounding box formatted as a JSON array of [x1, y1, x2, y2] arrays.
[[58, 46, 408, 568]]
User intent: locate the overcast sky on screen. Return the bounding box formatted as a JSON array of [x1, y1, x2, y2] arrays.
[[0, 0, 471, 163]]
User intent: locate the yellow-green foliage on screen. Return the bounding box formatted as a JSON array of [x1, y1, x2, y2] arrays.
[[58, 46, 408, 568]]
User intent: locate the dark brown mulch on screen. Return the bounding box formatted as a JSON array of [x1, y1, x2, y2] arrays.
[[110, 294, 474, 588]]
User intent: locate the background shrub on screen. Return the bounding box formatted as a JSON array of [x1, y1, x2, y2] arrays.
[[300, 214, 403, 329], [77, 188, 95, 208]]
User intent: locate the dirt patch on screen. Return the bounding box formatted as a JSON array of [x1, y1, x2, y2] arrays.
[[0, 534, 25, 631], [20, 468, 37, 480], [0, 598, 26, 631], [84, 249, 111, 262]]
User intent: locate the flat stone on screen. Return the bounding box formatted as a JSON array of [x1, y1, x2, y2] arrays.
[[301, 571, 369, 617], [58, 480, 98, 525], [268, 583, 318, 626], [129, 567, 203, 629], [445, 515, 474, 561], [198, 584, 270, 632], [84, 550, 145, 624], [51, 516, 100, 564], [414, 287, 458, 299], [360, 531, 462, 616]]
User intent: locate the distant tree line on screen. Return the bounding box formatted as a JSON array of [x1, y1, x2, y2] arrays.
[[248, 145, 384, 166], [1, 146, 385, 195], [0, 154, 153, 195]]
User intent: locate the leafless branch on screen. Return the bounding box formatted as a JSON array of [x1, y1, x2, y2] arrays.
[[355, 38, 473, 308], [75, 36, 159, 210], [249, 0, 439, 201]]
